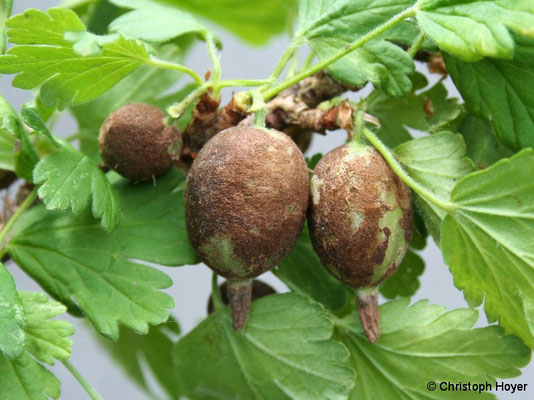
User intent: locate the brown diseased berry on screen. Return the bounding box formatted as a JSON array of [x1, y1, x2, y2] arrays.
[[98, 103, 181, 181], [185, 126, 309, 329], [308, 141, 413, 343]]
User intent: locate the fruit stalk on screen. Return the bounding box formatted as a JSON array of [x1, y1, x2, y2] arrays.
[[227, 279, 253, 330], [356, 287, 380, 343]]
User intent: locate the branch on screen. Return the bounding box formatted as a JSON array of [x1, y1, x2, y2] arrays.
[[179, 71, 360, 164]]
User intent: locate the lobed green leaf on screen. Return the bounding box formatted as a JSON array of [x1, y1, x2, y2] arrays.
[[7, 169, 198, 340], [297, 0, 415, 97], [368, 73, 462, 148], [174, 293, 355, 399], [19, 292, 74, 366], [109, 0, 214, 44], [395, 132, 475, 243], [0, 263, 26, 360], [0, 352, 61, 400], [442, 149, 534, 347], [458, 114, 514, 168], [163, 0, 297, 45], [310, 37, 414, 97], [416, 0, 534, 61], [444, 34, 534, 150], [340, 299, 530, 399], [0, 290, 73, 400], [33, 146, 120, 231], [0, 8, 151, 110]]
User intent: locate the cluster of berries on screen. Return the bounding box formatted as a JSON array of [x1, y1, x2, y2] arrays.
[[99, 103, 413, 343]]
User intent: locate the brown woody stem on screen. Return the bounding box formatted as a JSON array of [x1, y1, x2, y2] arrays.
[[356, 287, 380, 343], [227, 278, 253, 331], [179, 71, 365, 165]]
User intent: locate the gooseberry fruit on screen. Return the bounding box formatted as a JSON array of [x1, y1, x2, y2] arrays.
[[308, 141, 413, 342], [99, 103, 181, 181], [185, 126, 309, 329]]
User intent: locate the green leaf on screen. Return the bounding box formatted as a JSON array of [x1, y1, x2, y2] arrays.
[[0, 93, 16, 171], [70, 43, 191, 158], [0, 290, 73, 400], [395, 132, 475, 210], [458, 114, 514, 168], [382, 19, 437, 51], [33, 146, 120, 232], [19, 106, 59, 147], [0, 0, 12, 54], [0, 352, 61, 400], [163, 0, 297, 45], [444, 34, 534, 150], [297, 0, 415, 97], [0, 8, 153, 110], [19, 292, 74, 366], [98, 317, 180, 399], [394, 132, 474, 243], [109, 0, 213, 44], [306, 153, 322, 169], [339, 299, 531, 399], [416, 0, 534, 61], [442, 149, 534, 347], [0, 263, 26, 359], [63, 0, 122, 35], [174, 293, 355, 399], [7, 169, 198, 340], [310, 37, 414, 97], [0, 95, 39, 181], [379, 250, 424, 299], [277, 228, 353, 315], [367, 73, 462, 148], [297, 0, 412, 39]]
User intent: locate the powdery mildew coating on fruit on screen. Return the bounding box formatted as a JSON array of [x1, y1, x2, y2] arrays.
[[99, 103, 181, 181], [185, 126, 309, 280], [309, 142, 413, 289]]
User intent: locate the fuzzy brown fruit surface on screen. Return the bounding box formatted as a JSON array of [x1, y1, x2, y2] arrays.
[[308, 141, 413, 342], [309, 142, 412, 287], [186, 126, 309, 280], [99, 103, 181, 181]]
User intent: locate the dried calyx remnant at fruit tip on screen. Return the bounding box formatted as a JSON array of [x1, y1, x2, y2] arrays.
[[207, 279, 276, 314], [309, 141, 413, 343], [186, 126, 309, 330], [99, 103, 181, 181]]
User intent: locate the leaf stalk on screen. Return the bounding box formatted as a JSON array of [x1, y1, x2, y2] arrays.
[[362, 128, 457, 213], [146, 57, 204, 85], [205, 32, 222, 89], [408, 32, 425, 58], [261, 6, 417, 100], [62, 360, 102, 400], [0, 187, 37, 247]]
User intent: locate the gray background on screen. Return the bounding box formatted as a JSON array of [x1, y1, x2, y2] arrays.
[[2, 1, 532, 399]]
